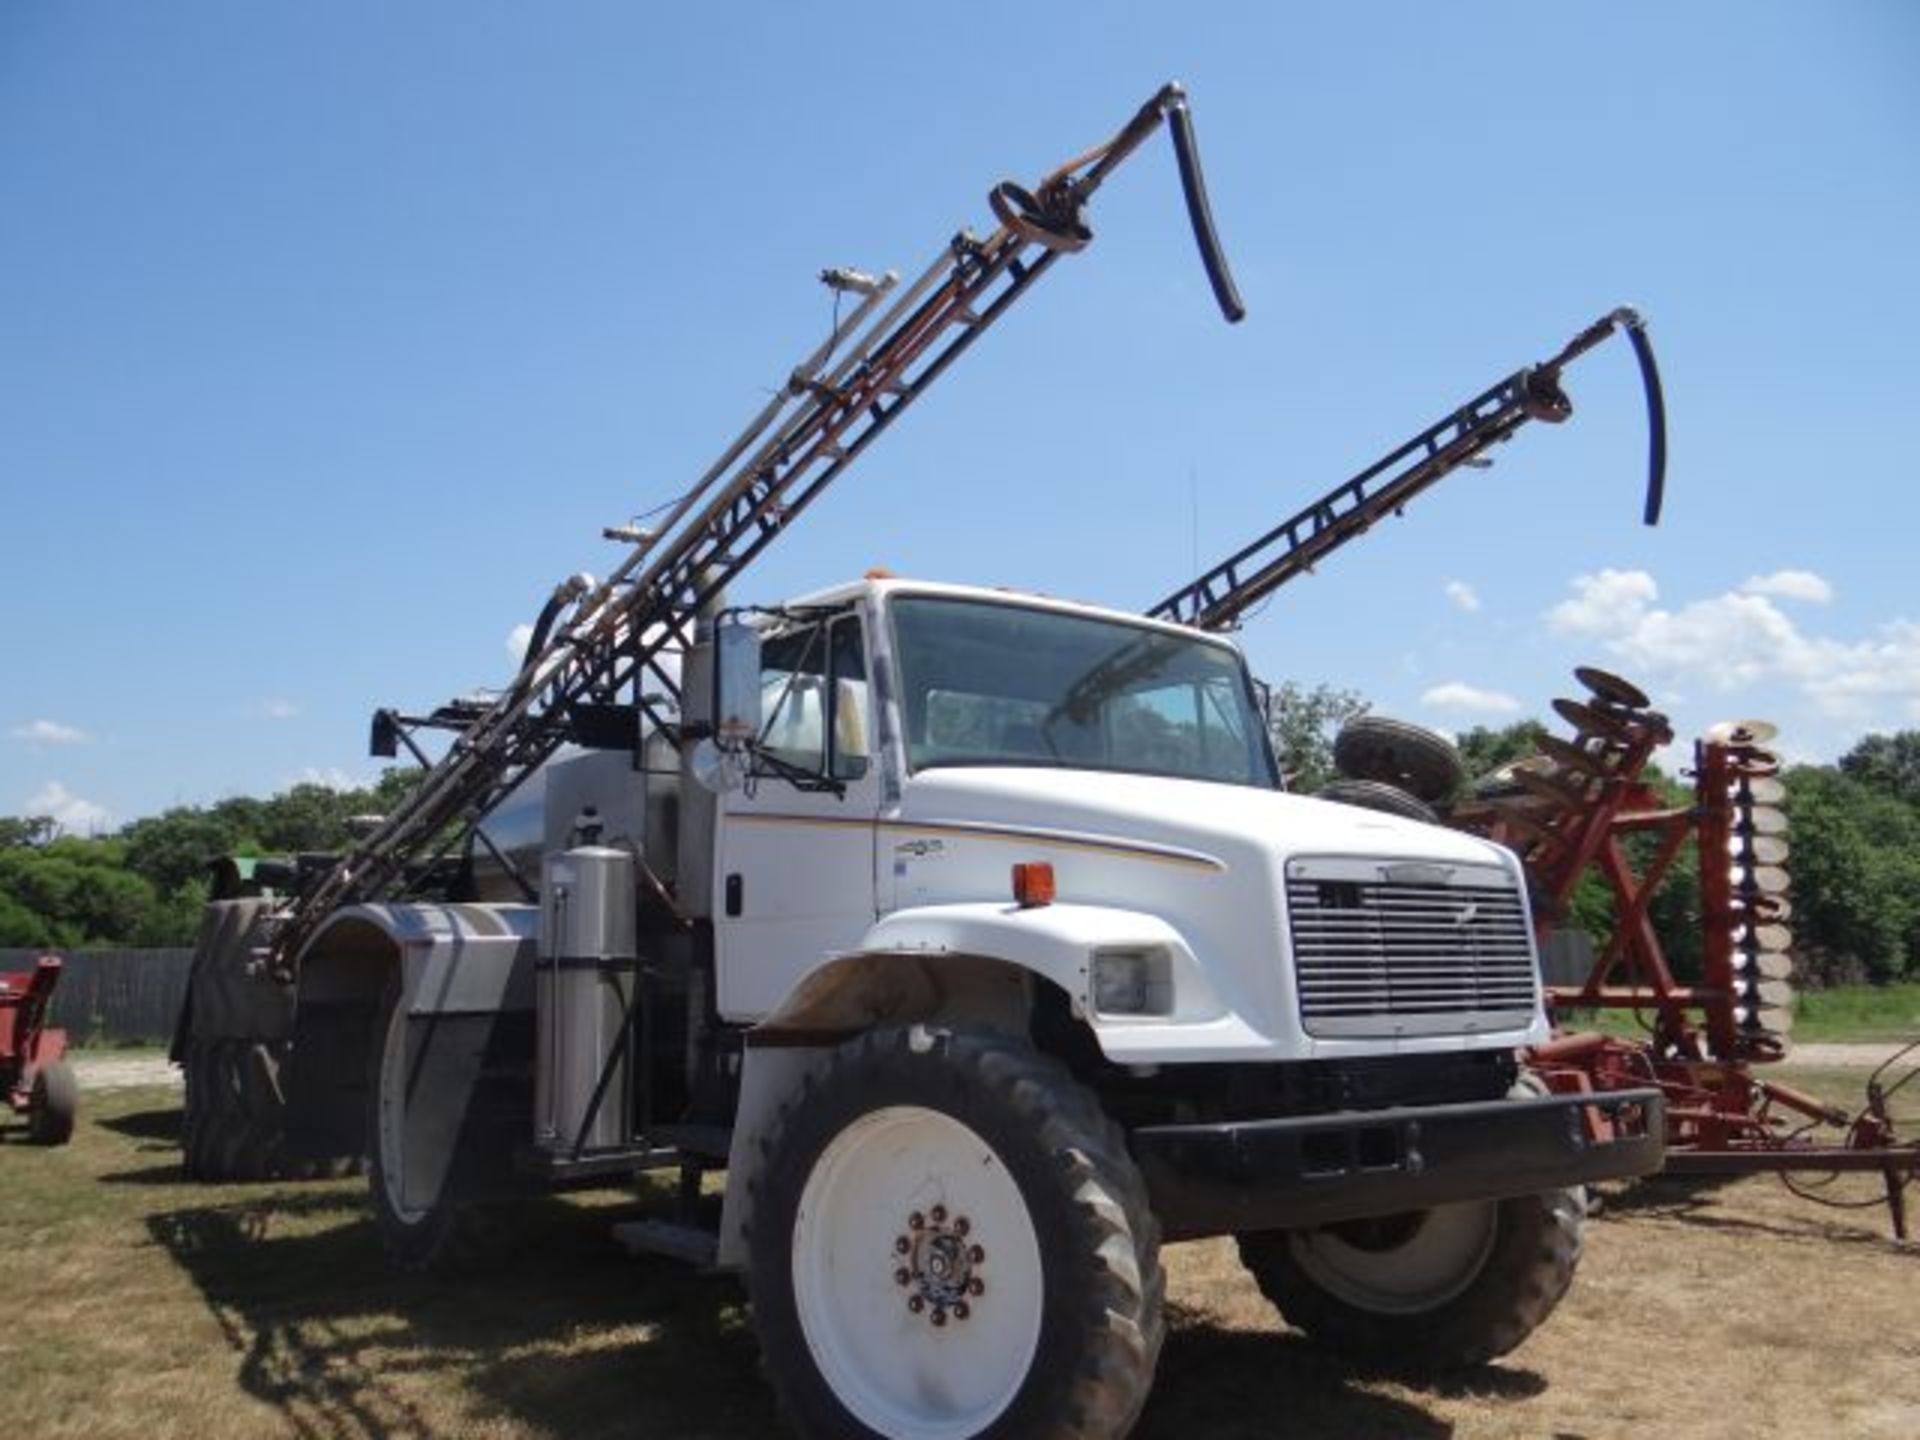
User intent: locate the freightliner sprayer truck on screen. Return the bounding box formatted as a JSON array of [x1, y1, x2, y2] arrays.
[[173, 86, 1667, 1438]]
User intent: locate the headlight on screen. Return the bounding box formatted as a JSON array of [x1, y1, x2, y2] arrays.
[[1091, 948, 1173, 1017]]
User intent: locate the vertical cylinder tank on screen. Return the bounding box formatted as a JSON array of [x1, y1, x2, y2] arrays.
[[535, 843, 637, 1154]]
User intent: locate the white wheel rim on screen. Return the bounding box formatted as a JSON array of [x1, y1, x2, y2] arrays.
[[376, 993, 426, 1224], [1289, 1202, 1498, 1315], [792, 1105, 1044, 1439]]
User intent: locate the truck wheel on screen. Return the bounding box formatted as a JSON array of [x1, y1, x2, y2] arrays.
[[367, 972, 496, 1271], [1314, 777, 1440, 824], [748, 1024, 1164, 1439], [1237, 1186, 1583, 1370], [1333, 716, 1464, 803], [27, 1060, 79, 1145]]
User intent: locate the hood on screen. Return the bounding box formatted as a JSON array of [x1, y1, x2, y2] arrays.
[[896, 765, 1517, 872]]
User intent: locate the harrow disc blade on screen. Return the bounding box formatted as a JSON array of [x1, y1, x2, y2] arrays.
[[1536, 734, 1613, 778], [1516, 764, 1593, 810], [1730, 834, 1790, 865], [1745, 922, 1794, 952], [1735, 950, 1794, 981], [1553, 696, 1639, 743], [1705, 718, 1779, 747], [1738, 864, 1792, 895], [1743, 805, 1789, 836], [1574, 665, 1651, 711], [1737, 775, 1786, 805]]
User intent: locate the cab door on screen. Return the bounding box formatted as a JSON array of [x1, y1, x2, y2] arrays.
[[714, 611, 879, 1020]]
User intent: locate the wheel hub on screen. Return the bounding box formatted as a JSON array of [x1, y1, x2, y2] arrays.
[[893, 1203, 986, 1326]]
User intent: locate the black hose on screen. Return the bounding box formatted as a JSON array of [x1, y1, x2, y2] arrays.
[[1167, 103, 1246, 324], [1625, 319, 1668, 525]]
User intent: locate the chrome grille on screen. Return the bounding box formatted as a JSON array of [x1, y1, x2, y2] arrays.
[[1285, 858, 1539, 1038]]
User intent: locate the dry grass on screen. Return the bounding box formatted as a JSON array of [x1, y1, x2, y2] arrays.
[[4, 1073, 1918, 1439]]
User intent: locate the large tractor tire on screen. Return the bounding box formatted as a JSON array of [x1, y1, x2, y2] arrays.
[[1333, 715, 1464, 804], [1315, 777, 1440, 824], [366, 972, 499, 1272], [180, 1034, 334, 1181], [27, 1059, 78, 1145], [747, 1024, 1164, 1439], [1235, 1078, 1583, 1371]]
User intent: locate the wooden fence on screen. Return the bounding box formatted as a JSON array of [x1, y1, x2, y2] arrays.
[[0, 948, 193, 1045]]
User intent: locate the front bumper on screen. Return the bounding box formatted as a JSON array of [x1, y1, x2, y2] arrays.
[[1132, 1088, 1664, 1240]]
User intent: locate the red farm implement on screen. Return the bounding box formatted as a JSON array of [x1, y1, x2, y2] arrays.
[[1, 953, 78, 1145], [1452, 669, 1920, 1236]]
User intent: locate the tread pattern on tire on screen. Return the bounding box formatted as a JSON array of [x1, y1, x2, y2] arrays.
[[1333, 715, 1464, 803], [746, 1024, 1166, 1439], [1315, 776, 1440, 824]]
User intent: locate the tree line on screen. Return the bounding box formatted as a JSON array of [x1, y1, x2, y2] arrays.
[[3, 719, 1917, 987], [0, 770, 421, 950]]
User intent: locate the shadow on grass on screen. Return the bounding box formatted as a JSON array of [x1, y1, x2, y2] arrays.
[[1596, 1173, 1913, 1247], [1140, 1310, 1544, 1438], [147, 1186, 777, 1439], [97, 1105, 182, 1144]]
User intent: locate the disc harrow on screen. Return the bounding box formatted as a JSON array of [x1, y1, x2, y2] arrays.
[[1451, 667, 1920, 1235]]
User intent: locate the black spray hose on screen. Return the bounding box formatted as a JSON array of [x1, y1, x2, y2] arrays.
[[1622, 315, 1668, 525], [1166, 102, 1247, 324]]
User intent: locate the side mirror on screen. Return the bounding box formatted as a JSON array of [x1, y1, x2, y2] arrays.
[[713, 619, 763, 752]]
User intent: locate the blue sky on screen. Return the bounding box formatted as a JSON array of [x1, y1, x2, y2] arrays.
[[4, 2, 1917, 832]]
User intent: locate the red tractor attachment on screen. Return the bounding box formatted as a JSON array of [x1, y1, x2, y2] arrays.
[[1452, 670, 1920, 1236], [0, 953, 78, 1145]]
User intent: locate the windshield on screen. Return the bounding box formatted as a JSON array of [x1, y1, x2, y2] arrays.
[[889, 595, 1277, 787]]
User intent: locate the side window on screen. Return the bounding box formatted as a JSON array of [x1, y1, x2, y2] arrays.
[[829, 617, 870, 781], [758, 626, 826, 773], [755, 615, 870, 784]]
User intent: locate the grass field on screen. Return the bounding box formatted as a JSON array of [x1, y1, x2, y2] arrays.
[[1560, 981, 1920, 1046], [4, 1071, 1917, 1440]]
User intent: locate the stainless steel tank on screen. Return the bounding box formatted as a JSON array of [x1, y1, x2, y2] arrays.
[[534, 842, 637, 1153]]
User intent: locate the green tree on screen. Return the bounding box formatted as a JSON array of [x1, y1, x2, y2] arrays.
[[1453, 721, 1549, 785], [1263, 681, 1369, 791], [1838, 730, 1920, 809], [1783, 765, 1920, 984]]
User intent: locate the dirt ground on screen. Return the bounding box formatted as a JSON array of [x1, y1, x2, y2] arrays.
[[6, 1074, 1917, 1440]]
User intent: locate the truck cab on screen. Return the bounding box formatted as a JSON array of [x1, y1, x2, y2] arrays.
[[715, 576, 1547, 1068]]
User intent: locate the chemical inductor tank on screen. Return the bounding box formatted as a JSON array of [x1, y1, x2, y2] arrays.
[[536, 817, 637, 1155]]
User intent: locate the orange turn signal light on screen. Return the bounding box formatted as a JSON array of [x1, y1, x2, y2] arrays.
[[1012, 862, 1055, 908]]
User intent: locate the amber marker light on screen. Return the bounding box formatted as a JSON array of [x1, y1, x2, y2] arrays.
[[1012, 862, 1056, 908]]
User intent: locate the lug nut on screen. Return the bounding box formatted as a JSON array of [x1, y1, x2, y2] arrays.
[[894, 1236, 910, 1255], [908, 1295, 925, 1314], [967, 1277, 985, 1297], [930, 1204, 947, 1224], [953, 1216, 970, 1236], [931, 1306, 948, 1327], [968, 1244, 985, 1264], [894, 1267, 911, 1287], [953, 1301, 970, 1321], [909, 1211, 925, 1231]]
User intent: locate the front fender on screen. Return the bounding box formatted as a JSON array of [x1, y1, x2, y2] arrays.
[[764, 902, 1274, 1063]]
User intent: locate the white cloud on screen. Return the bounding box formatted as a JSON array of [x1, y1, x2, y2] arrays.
[[1443, 579, 1482, 613], [22, 781, 111, 834], [1545, 570, 1920, 723], [506, 623, 535, 665], [260, 698, 301, 720], [1546, 568, 1659, 635], [1421, 681, 1521, 715], [1740, 569, 1833, 604], [8, 719, 89, 745]]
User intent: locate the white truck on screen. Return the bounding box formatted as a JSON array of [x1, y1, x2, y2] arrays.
[[173, 86, 1663, 1438]]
